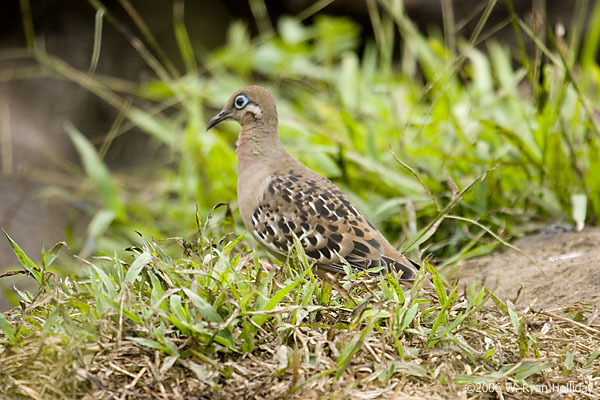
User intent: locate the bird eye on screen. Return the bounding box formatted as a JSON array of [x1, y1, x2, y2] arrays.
[[234, 94, 249, 109]]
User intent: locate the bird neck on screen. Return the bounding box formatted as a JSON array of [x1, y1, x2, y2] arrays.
[[236, 123, 288, 165]]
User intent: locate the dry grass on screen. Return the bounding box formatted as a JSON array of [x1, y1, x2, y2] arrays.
[[1, 279, 598, 399]]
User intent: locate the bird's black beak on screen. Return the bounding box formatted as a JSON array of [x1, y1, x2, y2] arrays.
[[206, 109, 233, 131]]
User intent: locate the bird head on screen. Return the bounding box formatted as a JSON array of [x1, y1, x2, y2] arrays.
[[206, 85, 278, 131]]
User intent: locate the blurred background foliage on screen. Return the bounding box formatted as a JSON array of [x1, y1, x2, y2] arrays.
[[2, 0, 600, 283]]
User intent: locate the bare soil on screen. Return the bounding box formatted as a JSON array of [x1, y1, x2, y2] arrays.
[[456, 227, 600, 310]]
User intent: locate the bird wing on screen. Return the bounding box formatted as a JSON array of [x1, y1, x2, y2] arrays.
[[248, 169, 418, 280]]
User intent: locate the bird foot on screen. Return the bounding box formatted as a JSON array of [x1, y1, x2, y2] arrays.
[[260, 260, 276, 272]]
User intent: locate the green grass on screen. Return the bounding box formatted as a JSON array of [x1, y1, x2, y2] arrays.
[[1, 216, 598, 398], [1, 0, 600, 398]]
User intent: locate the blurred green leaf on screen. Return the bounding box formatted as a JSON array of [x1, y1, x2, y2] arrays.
[[41, 241, 66, 269], [66, 123, 124, 219], [3, 229, 42, 285], [125, 252, 153, 284], [0, 314, 16, 344]]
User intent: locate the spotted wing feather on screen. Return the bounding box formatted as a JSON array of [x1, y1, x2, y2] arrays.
[[249, 169, 417, 280]]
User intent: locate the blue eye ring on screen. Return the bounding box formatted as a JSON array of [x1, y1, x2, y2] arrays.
[[234, 94, 249, 109]]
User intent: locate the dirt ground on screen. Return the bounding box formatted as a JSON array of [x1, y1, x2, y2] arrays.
[[456, 226, 600, 310]]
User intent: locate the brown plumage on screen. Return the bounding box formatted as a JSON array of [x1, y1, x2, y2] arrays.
[[207, 85, 421, 282]]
